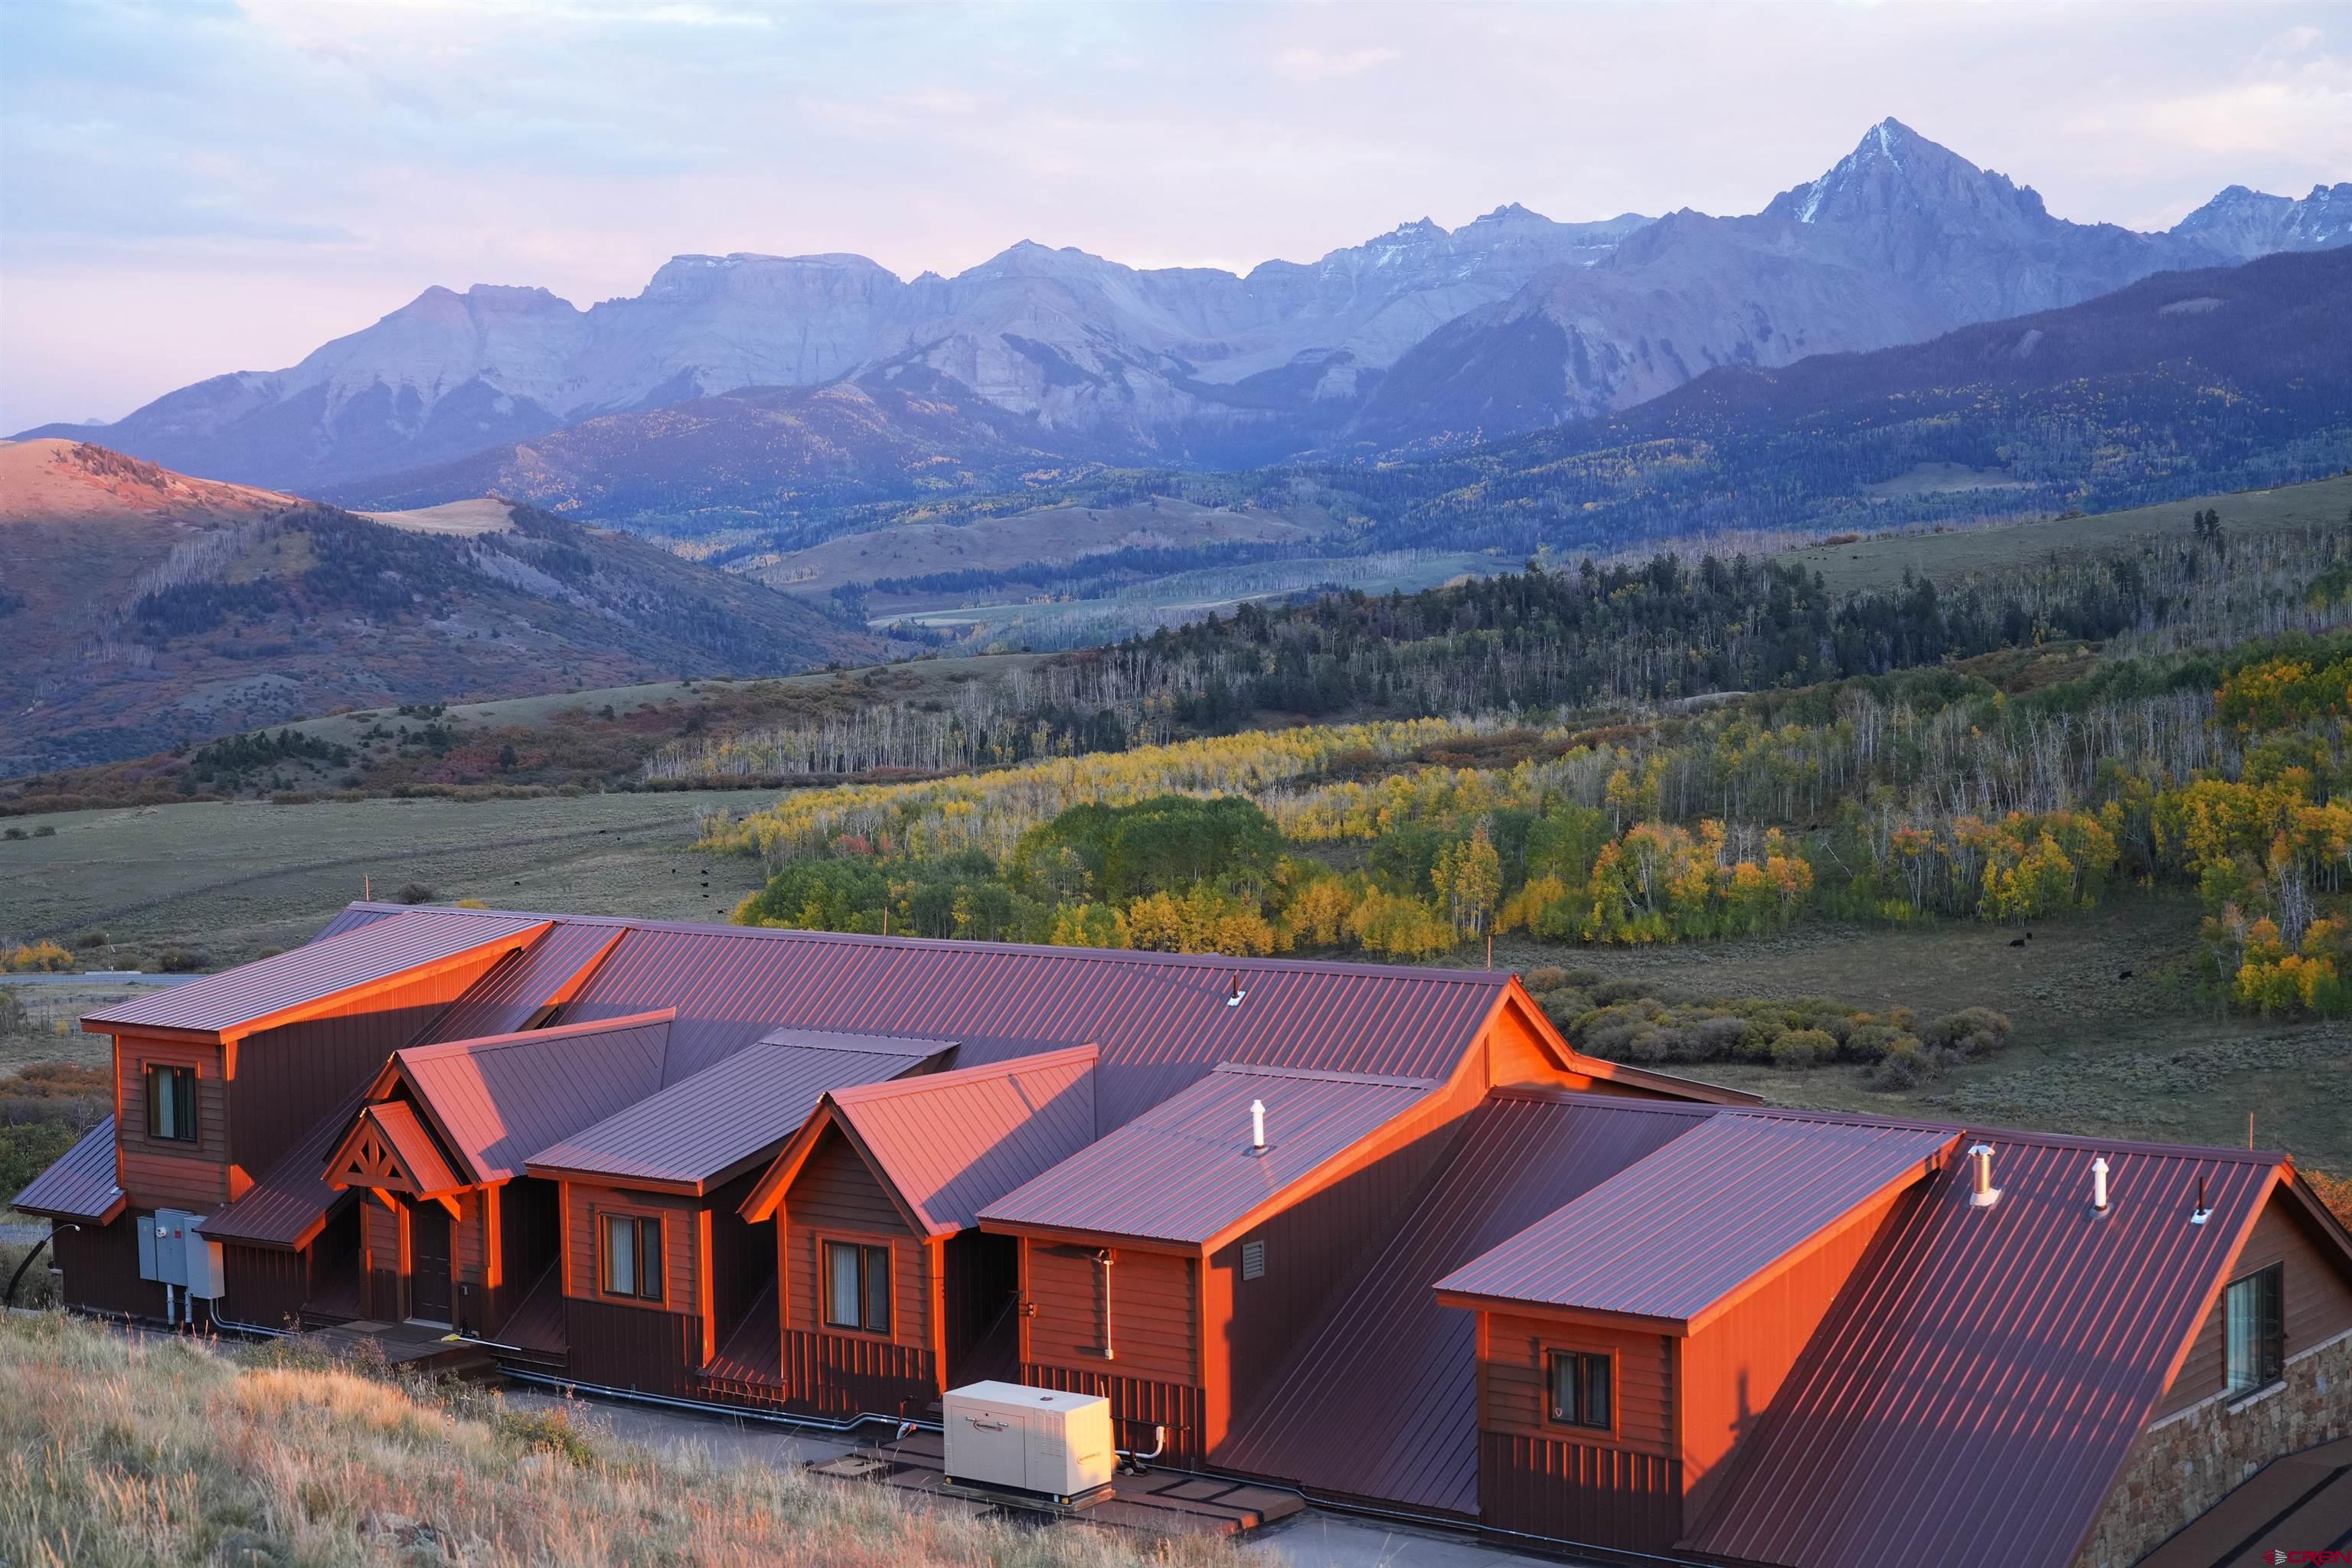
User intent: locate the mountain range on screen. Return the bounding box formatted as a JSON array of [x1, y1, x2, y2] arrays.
[[18, 120, 2349, 515]]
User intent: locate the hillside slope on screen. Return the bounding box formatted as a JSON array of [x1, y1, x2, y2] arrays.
[[0, 441, 900, 776]]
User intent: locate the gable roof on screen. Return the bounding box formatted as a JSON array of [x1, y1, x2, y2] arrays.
[[524, 1032, 951, 1194], [1220, 1090, 1717, 1516], [1681, 1134, 2294, 1568], [327, 1100, 464, 1198], [377, 1010, 676, 1184], [742, 1045, 1099, 1236], [9, 1116, 126, 1223], [82, 910, 549, 1040], [1436, 1111, 1957, 1331], [980, 1062, 1442, 1250], [200, 1091, 364, 1248]]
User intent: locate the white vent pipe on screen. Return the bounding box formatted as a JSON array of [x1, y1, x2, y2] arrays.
[[2092, 1156, 2110, 1215], [1250, 1099, 1266, 1152]]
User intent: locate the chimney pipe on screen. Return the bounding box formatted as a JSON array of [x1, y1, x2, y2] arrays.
[[1226, 972, 1246, 1008], [2091, 1157, 2110, 1217], [2191, 1171, 2211, 1225], [1250, 1099, 1266, 1153], [1967, 1143, 2001, 1209]]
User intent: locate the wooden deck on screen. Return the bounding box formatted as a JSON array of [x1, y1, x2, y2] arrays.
[[809, 1431, 1305, 1537], [300, 1320, 499, 1379]]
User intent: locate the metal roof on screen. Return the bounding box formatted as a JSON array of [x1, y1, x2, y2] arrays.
[[525, 1038, 941, 1192], [341, 903, 1521, 1129], [82, 910, 547, 1037], [1436, 1111, 1957, 1328], [756, 1027, 957, 1057], [424, 923, 624, 1041], [388, 1011, 676, 1184], [1218, 1091, 1716, 1515], [980, 1063, 1440, 1249], [815, 1046, 1099, 1237], [201, 1091, 364, 1247], [1681, 1135, 2288, 1568], [10, 1116, 126, 1223], [335, 1100, 464, 1197]]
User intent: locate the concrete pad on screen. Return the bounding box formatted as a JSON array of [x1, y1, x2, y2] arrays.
[[1249, 1511, 1598, 1567]]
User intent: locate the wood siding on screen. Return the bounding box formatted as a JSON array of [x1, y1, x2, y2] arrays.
[[1023, 1361, 1210, 1467], [1478, 1429, 1683, 1553], [54, 1214, 165, 1320], [115, 1035, 230, 1211], [361, 1194, 406, 1320], [1678, 1183, 1912, 1527], [1025, 1240, 1197, 1387], [2154, 1184, 2352, 1418], [779, 1128, 927, 1352], [223, 1243, 310, 1330], [567, 1295, 701, 1398], [1481, 1312, 1676, 1458], [1485, 1002, 1566, 1089], [564, 1184, 703, 1318], [781, 1329, 936, 1419]]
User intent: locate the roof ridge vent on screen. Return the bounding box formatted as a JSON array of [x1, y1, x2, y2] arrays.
[[1967, 1143, 2001, 1209]]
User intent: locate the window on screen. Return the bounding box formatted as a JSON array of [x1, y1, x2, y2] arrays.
[[823, 1240, 892, 1334], [146, 1065, 197, 1142], [599, 1213, 664, 1302], [1547, 1350, 1613, 1432], [2224, 1263, 2284, 1396]]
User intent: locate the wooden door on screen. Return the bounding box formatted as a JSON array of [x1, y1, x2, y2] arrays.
[[410, 1201, 453, 1324]]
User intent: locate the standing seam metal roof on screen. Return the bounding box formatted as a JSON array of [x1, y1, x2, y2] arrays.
[[9, 1116, 126, 1223], [980, 1063, 1440, 1247], [825, 1046, 1099, 1236], [1435, 1112, 1958, 1326], [1217, 1092, 1717, 1514], [82, 910, 547, 1036], [1682, 1136, 2286, 1568], [389, 1011, 675, 1184], [199, 1091, 366, 1247], [338, 1100, 464, 1196]]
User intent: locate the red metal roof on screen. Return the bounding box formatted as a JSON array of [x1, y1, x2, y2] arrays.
[[343, 904, 1519, 1129], [525, 1036, 946, 1193], [82, 910, 547, 1037], [200, 1092, 364, 1248], [423, 923, 624, 1042], [387, 1011, 676, 1184], [1681, 1135, 2288, 1568], [1219, 1091, 1717, 1515], [1436, 1111, 1957, 1328], [10, 1116, 126, 1223], [815, 1046, 1099, 1236], [980, 1063, 1440, 1249], [334, 1100, 464, 1197]]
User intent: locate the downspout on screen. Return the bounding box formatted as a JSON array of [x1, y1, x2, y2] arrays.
[[1095, 1248, 1115, 1361]]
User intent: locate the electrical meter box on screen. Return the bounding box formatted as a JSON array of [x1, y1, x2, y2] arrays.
[[136, 1209, 224, 1298], [942, 1381, 1115, 1501]]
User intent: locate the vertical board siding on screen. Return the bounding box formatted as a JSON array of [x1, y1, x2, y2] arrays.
[[781, 1329, 936, 1419], [223, 1243, 310, 1330], [1678, 1184, 1909, 1525], [1027, 1243, 1196, 1387], [781, 1129, 926, 1351], [1023, 1362, 1210, 1466], [565, 1295, 701, 1398], [54, 1214, 165, 1319], [2154, 1185, 2352, 1417], [564, 1185, 702, 1317], [1483, 1314, 1676, 1457], [1479, 1430, 1683, 1553]]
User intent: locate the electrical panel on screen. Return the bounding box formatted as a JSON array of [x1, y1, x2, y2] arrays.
[[136, 1210, 223, 1298]]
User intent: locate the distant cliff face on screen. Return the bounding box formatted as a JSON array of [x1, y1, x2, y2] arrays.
[[18, 121, 2344, 499]]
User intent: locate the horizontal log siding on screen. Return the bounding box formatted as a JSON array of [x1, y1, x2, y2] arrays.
[[1483, 1313, 1675, 1457], [1026, 1241, 1197, 1387], [2155, 1184, 2352, 1418], [54, 1214, 165, 1320], [1023, 1361, 1210, 1467], [564, 1184, 701, 1317], [115, 1035, 230, 1211], [780, 1128, 926, 1353], [566, 1295, 701, 1399], [1479, 1429, 1683, 1553]]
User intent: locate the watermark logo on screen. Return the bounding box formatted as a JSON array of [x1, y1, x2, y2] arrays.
[[2269, 1551, 2352, 1565]]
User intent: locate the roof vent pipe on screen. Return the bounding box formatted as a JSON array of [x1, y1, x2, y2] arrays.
[[2191, 1171, 2211, 1226], [2091, 1157, 2110, 1217], [1250, 1099, 1266, 1154], [1226, 972, 1246, 1008], [1967, 1143, 2001, 1209]]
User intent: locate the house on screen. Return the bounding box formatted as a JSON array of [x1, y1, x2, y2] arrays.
[[17, 902, 2351, 1568]]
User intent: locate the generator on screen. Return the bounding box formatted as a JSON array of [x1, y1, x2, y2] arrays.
[[942, 1381, 1116, 1503]]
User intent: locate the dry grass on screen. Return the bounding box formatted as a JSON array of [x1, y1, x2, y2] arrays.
[[0, 1312, 1237, 1568]]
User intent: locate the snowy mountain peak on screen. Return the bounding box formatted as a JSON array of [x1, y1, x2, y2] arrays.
[[1763, 119, 2042, 227]]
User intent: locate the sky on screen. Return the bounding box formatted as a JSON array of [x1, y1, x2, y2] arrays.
[[2, 0, 2347, 433]]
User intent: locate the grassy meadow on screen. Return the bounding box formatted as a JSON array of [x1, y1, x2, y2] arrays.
[[0, 1312, 1236, 1568]]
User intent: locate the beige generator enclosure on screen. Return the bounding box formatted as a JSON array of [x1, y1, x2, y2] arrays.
[[942, 1381, 1116, 1501]]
